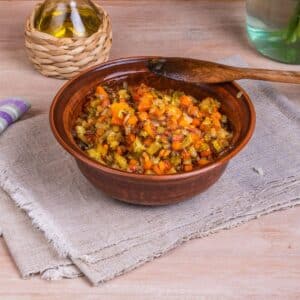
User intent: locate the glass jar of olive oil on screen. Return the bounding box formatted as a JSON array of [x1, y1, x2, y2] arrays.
[[34, 0, 103, 38]]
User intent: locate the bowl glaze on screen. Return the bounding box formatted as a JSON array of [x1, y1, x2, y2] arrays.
[[50, 57, 255, 205]]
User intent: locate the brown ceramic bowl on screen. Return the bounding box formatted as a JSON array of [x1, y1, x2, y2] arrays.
[[50, 57, 255, 206]]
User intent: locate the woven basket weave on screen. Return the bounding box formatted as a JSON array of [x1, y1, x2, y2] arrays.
[[25, 2, 112, 79]]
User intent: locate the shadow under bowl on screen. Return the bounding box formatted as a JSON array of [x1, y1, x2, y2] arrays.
[[50, 56, 256, 205]]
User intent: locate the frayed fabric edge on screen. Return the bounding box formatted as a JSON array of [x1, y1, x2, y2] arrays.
[[40, 264, 82, 281], [21, 264, 82, 281], [0, 175, 76, 258], [0, 187, 82, 281]]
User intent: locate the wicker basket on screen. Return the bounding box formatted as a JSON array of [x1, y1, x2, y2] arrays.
[[24, 1, 112, 79]]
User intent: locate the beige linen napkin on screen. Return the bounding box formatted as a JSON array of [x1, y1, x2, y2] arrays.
[[0, 189, 81, 279], [0, 56, 300, 285]]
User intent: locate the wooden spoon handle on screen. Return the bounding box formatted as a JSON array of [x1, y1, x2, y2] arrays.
[[235, 67, 300, 84], [148, 57, 300, 84]]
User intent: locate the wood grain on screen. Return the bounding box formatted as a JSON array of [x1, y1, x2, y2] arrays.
[[149, 57, 300, 84], [1, 0, 300, 298], [1, 208, 300, 299]]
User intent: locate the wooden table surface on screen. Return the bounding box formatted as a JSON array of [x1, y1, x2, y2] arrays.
[[1, 1, 300, 299]]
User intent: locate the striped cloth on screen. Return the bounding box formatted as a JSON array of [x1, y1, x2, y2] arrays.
[[0, 99, 30, 134]]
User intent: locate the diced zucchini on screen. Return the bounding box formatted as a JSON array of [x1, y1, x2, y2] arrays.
[[96, 144, 108, 157], [118, 89, 130, 100], [202, 117, 212, 126], [140, 130, 148, 138], [212, 140, 222, 153], [188, 146, 198, 158], [75, 125, 86, 135], [182, 134, 193, 148], [87, 148, 101, 161], [210, 128, 217, 138], [157, 126, 165, 134], [107, 131, 120, 149], [133, 137, 145, 154], [171, 91, 184, 105], [198, 142, 209, 152], [114, 153, 128, 169], [170, 154, 181, 166], [147, 141, 161, 155]]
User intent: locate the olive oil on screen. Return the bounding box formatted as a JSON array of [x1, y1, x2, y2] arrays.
[[34, 0, 103, 38]]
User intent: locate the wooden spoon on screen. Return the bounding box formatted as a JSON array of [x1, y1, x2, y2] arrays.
[[148, 57, 300, 84]]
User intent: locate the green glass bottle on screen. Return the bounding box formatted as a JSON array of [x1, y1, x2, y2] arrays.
[[34, 0, 103, 38], [247, 0, 300, 64]]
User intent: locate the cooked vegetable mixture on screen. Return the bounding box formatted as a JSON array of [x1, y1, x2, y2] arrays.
[[74, 83, 233, 175]]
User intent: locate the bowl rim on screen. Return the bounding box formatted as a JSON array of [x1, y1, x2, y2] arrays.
[[50, 56, 256, 181]]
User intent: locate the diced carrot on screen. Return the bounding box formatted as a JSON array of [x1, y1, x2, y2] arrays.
[[138, 111, 148, 121], [164, 160, 172, 170], [111, 102, 130, 116], [188, 105, 199, 117], [111, 102, 131, 125], [198, 158, 210, 166], [131, 91, 140, 102], [138, 94, 153, 112], [184, 164, 193, 172], [178, 116, 190, 128], [111, 116, 123, 126], [158, 161, 166, 173], [129, 159, 138, 166], [159, 149, 165, 157], [200, 123, 209, 131], [101, 98, 110, 108], [130, 84, 149, 102], [143, 137, 153, 146], [144, 122, 155, 137], [128, 159, 138, 172], [192, 118, 200, 126], [163, 150, 171, 157], [142, 152, 152, 169], [191, 133, 202, 143], [167, 118, 178, 130], [180, 95, 192, 107], [126, 133, 136, 144], [96, 86, 109, 100], [172, 141, 182, 151], [151, 107, 165, 117], [159, 149, 171, 158], [143, 159, 152, 170], [127, 115, 138, 126], [182, 150, 191, 160], [211, 112, 222, 120], [198, 111, 204, 119], [194, 141, 202, 150], [152, 164, 162, 175], [143, 153, 152, 170], [212, 119, 221, 129], [200, 149, 211, 157]]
